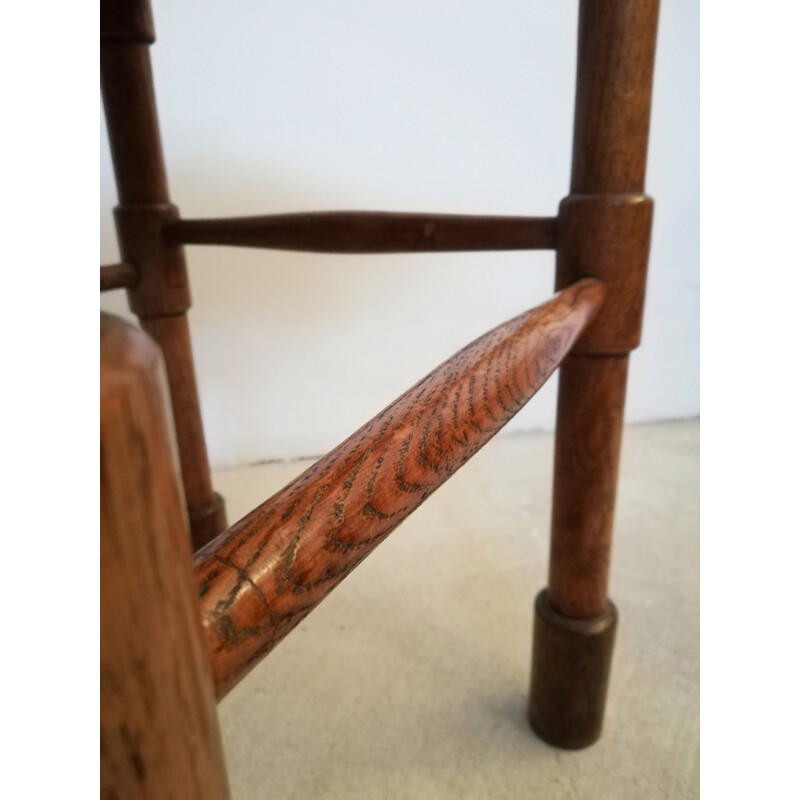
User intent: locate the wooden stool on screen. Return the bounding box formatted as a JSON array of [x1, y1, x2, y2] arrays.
[[100, 1, 659, 795]]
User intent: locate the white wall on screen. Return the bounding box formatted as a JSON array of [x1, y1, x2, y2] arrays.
[[101, 0, 699, 470]]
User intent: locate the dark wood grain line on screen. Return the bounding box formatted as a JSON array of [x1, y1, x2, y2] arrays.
[[194, 279, 606, 698]]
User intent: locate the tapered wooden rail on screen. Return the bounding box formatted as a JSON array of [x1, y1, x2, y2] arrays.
[[166, 211, 557, 253], [194, 278, 605, 698], [100, 262, 138, 292]]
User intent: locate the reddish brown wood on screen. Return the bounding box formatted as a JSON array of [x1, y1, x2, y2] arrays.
[[168, 211, 557, 253], [101, 0, 227, 549], [195, 279, 605, 698], [101, 313, 230, 800], [100, 262, 138, 292], [569, 0, 659, 195], [530, 0, 660, 750], [99, 0, 663, 761], [555, 194, 653, 355], [138, 315, 217, 514], [548, 354, 628, 618], [547, 0, 658, 617]]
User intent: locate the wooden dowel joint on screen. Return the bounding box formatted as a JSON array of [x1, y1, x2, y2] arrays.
[[114, 203, 191, 318], [100, 262, 139, 292], [555, 193, 653, 355]]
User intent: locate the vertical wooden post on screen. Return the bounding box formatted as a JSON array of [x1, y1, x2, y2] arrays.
[[100, 0, 226, 549], [529, 0, 660, 749], [100, 313, 230, 800]]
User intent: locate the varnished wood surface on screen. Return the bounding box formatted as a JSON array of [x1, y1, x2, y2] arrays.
[[100, 0, 155, 43], [531, 0, 660, 749], [113, 203, 191, 318], [101, 313, 230, 800], [529, 590, 618, 749], [195, 279, 604, 698], [548, 354, 628, 619], [556, 194, 653, 354], [168, 211, 557, 253], [100, 41, 169, 206], [101, 0, 227, 548], [547, 0, 659, 619], [98, 0, 664, 758], [570, 0, 660, 194], [100, 262, 138, 292], [139, 313, 215, 512]]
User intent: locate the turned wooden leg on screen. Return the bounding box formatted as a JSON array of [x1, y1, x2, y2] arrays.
[[100, 313, 229, 799], [139, 314, 227, 546], [528, 0, 660, 749], [101, 0, 227, 550], [529, 356, 625, 749]]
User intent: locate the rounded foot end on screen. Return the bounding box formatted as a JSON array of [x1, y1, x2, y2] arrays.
[[528, 589, 618, 749]]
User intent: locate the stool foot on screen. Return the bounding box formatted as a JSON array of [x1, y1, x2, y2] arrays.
[[189, 492, 228, 551], [528, 589, 617, 749]]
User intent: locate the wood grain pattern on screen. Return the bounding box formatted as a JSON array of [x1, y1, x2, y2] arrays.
[[530, 0, 660, 751], [101, 312, 229, 800], [168, 211, 557, 253], [195, 279, 605, 698], [548, 353, 628, 618], [570, 0, 660, 195], [547, 0, 659, 621]]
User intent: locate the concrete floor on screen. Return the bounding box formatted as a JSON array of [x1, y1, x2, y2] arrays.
[[213, 420, 699, 799]]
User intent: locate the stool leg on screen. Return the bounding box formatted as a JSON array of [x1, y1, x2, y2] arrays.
[[101, 313, 229, 799], [529, 356, 626, 749], [528, 0, 660, 748], [101, 0, 227, 550]]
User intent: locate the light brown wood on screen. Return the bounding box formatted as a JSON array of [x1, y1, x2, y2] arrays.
[[194, 279, 605, 698], [168, 211, 557, 253], [100, 312, 230, 800]]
